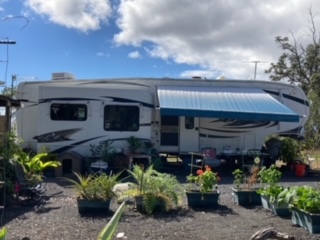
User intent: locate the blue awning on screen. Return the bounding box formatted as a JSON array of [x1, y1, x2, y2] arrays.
[[157, 86, 300, 122]]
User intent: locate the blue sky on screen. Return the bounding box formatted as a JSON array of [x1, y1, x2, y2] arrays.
[[0, 0, 319, 87]]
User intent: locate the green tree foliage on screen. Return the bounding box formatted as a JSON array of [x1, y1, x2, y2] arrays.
[[265, 9, 320, 148], [0, 86, 16, 97]]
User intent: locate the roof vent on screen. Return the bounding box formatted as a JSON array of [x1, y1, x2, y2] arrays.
[[51, 72, 75, 81]]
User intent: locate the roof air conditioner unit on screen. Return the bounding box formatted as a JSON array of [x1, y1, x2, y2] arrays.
[[51, 72, 75, 81]]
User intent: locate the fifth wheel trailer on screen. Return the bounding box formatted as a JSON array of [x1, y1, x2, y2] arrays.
[[15, 73, 309, 165]]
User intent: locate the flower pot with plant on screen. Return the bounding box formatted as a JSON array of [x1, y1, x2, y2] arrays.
[[186, 165, 220, 208], [232, 167, 261, 206], [257, 164, 282, 211], [127, 136, 142, 155], [280, 185, 320, 233], [120, 165, 184, 214], [267, 186, 290, 217], [64, 171, 121, 214], [280, 137, 299, 170]]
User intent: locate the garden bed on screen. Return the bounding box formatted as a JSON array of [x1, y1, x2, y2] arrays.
[[3, 171, 320, 240]]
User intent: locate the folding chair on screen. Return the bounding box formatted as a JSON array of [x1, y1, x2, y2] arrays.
[[14, 162, 46, 204]]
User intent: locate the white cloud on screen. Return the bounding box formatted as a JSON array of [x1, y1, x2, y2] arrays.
[[114, 0, 320, 80], [0, 0, 7, 11], [128, 51, 141, 59], [96, 51, 109, 57], [25, 0, 112, 32]]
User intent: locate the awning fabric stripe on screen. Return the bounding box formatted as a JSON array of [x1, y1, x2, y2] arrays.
[[157, 86, 300, 122]]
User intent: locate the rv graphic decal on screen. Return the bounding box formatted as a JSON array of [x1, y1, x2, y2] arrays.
[[33, 128, 82, 143], [39, 98, 100, 103], [200, 133, 236, 139], [102, 96, 154, 108], [50, 137, 151, 155], [51, 136, 106, 154], [210, 119, 276, 128], [39, 96, 154, 108], [204, 120, 277, 132]]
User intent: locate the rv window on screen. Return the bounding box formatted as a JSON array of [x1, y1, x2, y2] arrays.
[[50, 103, 87, 121], [185, 117, 194, 129], [104, 105, 139, 132]]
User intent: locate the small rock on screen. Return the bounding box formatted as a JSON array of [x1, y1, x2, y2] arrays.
[[116, 232, 125, 239]]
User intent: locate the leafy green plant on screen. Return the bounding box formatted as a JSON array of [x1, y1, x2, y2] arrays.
[[89, 144, 103, 160], [258, 185, 285, 202], [0, 131, 24, 202], [97, 202, 126, 240], [16, 152, 60, 174], [257, 165, 283, 202], [127, 136, 142, 154], [187, 165, 219, 193], [64, 172, 120, 201], [15, 152, 60, 183], [258, 165, 282, 185], [143, 140, 154, 154], [232, 168, 245, 189], [90, 141, 115, 161], [280, 137, 299, 164], [0, 227, 7, 240], [121, 165, 184, 214], [280, 185, 320, 213], [232, 167, 260, 190]]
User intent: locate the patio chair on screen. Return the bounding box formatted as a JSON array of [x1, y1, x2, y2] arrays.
[[14, 162, 46, 204], [199, 147, 221, 168]]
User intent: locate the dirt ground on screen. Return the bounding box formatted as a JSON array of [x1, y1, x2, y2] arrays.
[[3, 168, 320, 240]]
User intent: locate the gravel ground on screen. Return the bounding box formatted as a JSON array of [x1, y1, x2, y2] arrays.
[[2, 169, 320, 240]]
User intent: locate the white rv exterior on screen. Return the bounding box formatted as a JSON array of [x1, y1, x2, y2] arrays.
[[15, 74, 309, 159]]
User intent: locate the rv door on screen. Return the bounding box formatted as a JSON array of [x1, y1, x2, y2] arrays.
[[179, 117, 199, 153]]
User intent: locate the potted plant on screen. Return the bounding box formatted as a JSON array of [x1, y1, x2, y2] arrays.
[[64, 171, 120, 214], [143, 140, 154, 155], [127, 136, 142, 154], [15, 152, 61, 184], [281, 185, 320, 233], [120, 165, 184, 214], [280, 137, 299, 170], [257, 165, 282, 211], [186, 165, 220, 208], [231, 167, 261, 206], [264, 186, 290, 217]]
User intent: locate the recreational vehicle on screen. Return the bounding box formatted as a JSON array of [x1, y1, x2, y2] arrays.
[[15, 73, 309, 171]]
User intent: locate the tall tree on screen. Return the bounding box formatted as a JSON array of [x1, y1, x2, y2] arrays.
[[265, 8, 320, 148]]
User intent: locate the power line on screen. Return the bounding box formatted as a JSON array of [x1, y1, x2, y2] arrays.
[[1, 16, 29, 31]]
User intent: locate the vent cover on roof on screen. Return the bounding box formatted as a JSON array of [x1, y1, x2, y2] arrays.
[[51, 72, 75, 80]]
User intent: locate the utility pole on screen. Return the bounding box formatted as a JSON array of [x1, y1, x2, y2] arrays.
[[244, 60, 268, 80], [11, 74, 17, 98], [252, 61, 260, 80], [0, 39, 16, 91]]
